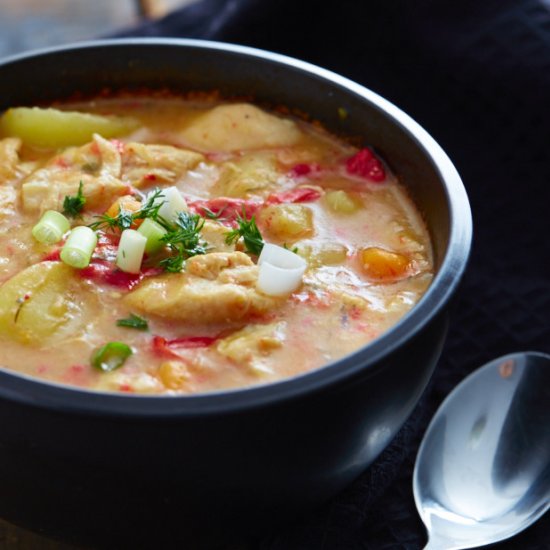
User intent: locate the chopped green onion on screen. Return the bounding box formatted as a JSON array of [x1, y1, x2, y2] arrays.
[[60, 226, 97, 268], [116, 229, 147, 274], [116, 313, 149, 331], [91, 342, 133, 372], [155, 186, 188, 223], [32, 210, 70, 244], [137, 218, 167, 255]]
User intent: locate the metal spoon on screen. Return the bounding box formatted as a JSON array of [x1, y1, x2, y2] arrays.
[[413, 351, 550, 549]]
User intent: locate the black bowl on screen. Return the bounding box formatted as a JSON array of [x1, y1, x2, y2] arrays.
[[0, 39, 471, 548]]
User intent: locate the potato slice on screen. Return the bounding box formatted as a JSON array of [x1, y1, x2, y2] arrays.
[[0, 107, 139, 148], [0, 261, 89, 345], [259, 204, 314, 241], [325, 190, 361, 214], [180, 103, 302, 152], [298, 241, 348, 266]]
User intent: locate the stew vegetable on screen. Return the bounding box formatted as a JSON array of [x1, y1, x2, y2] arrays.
[[0, 97, 433, 394]]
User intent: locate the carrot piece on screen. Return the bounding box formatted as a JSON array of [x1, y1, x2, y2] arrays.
[[105, 195, 143, 228], [360, 247, 410, 280]]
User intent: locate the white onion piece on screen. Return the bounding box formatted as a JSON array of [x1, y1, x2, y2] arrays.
[[155, 186, 188, 223], [257, 243, 307, 296], [116, 229, 147, 274]]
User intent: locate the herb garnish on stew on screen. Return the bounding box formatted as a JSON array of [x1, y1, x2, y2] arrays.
[[225, 213, 264, 255], [159, 211, 207, 272], [63, 180, 86, 217], [116, 313, 149, 331], [88, 189, 165, 232]]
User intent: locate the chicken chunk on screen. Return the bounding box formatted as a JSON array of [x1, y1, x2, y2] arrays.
[[180, 103, 302, 152], [200, 220, 236, 253], [121, 142, 204, 187], [0, 186, 16, 222], [216, 322, 286, 373], [214, 152, 282, 198], [124, 252, 284, 323], [0, 137, 22, 183], [185, 251, 251, 279], [21, 134, 126, 213]]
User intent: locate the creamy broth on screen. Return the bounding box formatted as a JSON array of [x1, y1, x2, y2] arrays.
[[0, 97, 433, 394]]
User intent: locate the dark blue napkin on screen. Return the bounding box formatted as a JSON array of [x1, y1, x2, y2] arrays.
[[115, 1, 550, 547]]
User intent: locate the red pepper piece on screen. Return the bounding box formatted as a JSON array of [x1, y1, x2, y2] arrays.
[[290, 163, 312, 176], [188, 197, 261, 225], [266, 186, 322, 205], [152, 335, 217, 358], [289, 162, 321, 177], [42, 248, 61, 262], [346, 147, 386, 182]]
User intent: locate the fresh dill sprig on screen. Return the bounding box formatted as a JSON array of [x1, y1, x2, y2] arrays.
[[89, 189, 166, 232], [225, 212, 264, 256], [201, 205, 227, 221], [63, 180, 86, 218], [159, 211, 207, 272]]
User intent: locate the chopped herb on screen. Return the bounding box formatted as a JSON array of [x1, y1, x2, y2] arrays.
[[91, 342, 133, 372], [89, 189, 166, 232], [14, 294, 30, 324], [159, 254, 186, 273], [159, 211, 207, 272], [63, 180, 86, 217], [136, 189, 168, 222], [116, 313, 149, 331], [202, 205, 227, 220], [225, 212, 264, 255], [283, 243, 299, 254]]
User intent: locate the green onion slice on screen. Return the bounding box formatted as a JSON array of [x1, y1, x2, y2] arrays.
[[91, 342, 133, 372], [116, 229, 147, 274], [116, 313, 148, 331], [32, 210, 70, 244], [60, 226, 98, 268], [137, 218, 167, 255], [154, 186, 188, 223]]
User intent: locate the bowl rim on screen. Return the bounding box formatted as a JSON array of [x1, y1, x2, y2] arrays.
[[0, 38, 472, 417]]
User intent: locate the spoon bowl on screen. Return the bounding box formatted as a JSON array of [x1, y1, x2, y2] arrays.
[[414, 352, 550, 549]]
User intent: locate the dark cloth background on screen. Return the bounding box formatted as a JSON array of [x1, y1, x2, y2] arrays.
[[114, 1, 550, 548]]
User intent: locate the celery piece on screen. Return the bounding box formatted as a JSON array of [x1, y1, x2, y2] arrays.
[[0, 107, 139, 148]]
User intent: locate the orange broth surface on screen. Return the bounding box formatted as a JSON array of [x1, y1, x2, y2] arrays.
[[0, 97, 433, 394]]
